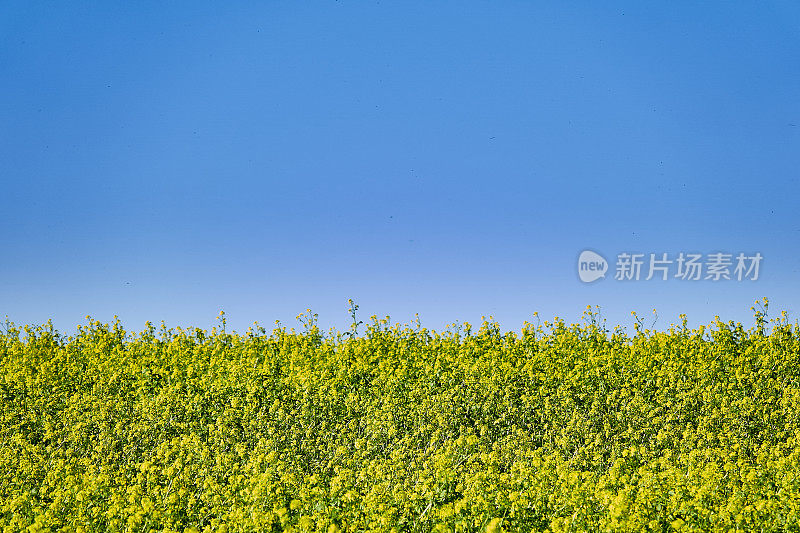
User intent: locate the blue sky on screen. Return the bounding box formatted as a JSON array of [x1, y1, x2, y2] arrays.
[[2, 1, 799, 334]]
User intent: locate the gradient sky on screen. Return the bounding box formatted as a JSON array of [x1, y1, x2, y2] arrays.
[[2, 1, 799, 335]]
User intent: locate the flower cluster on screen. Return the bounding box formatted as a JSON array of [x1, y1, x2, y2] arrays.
[[1, 303, 799, 532]]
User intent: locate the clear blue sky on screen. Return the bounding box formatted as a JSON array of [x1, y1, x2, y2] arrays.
[[2, 1, 799, 334]]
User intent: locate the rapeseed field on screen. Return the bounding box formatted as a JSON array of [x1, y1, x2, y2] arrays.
[[2, 301, 799, 532]]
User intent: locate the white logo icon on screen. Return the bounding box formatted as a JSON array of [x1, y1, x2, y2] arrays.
[[578, 250, 608, 283]]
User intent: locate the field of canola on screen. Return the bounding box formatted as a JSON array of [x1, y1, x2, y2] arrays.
[[2, 302, 800, 532]]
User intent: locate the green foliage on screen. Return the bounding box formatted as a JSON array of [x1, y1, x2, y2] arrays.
[[2, 302, 800, 532]]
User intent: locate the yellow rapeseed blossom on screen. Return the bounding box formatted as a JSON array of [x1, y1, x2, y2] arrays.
[[1, 302, 799, 531]]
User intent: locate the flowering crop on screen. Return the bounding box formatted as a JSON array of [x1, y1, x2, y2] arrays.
[[2, 302, 800, 532]]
